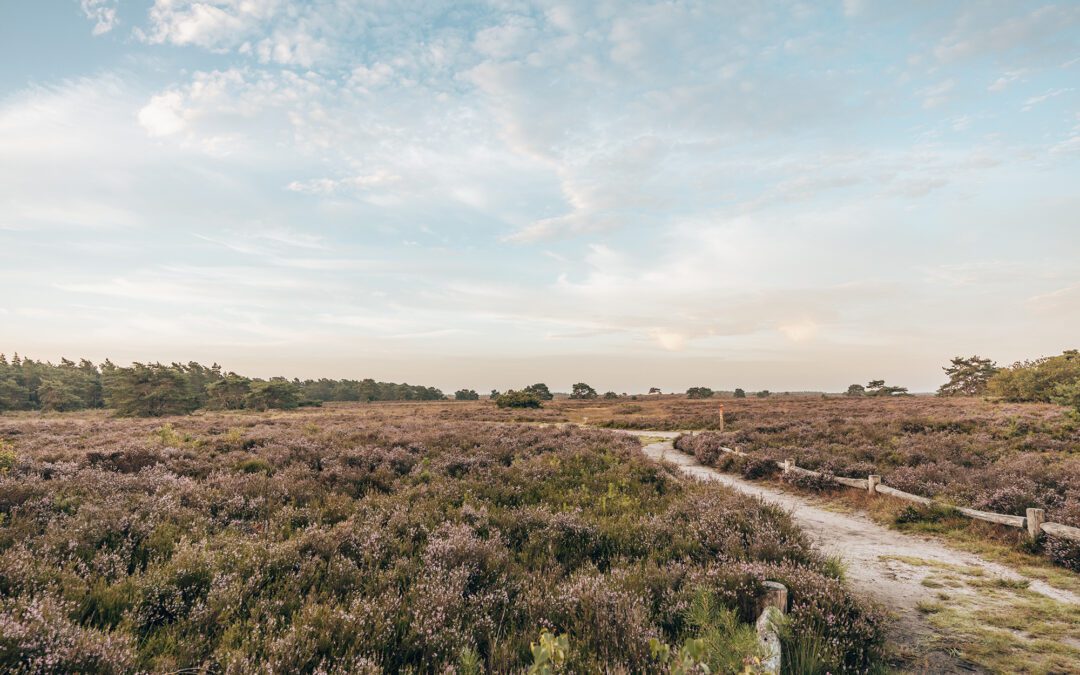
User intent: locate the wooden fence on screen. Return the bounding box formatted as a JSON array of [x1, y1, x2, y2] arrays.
[[704, 442, 1080, 543]]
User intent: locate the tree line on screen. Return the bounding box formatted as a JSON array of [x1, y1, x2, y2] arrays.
[[0, 354, 445, 416]]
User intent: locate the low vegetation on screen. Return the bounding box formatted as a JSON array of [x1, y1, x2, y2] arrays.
[[671, 397, 1080, 569], [0, 408, 885, 672]]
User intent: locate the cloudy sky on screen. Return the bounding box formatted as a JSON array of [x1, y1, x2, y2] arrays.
[[1, 1, 1078, 393]]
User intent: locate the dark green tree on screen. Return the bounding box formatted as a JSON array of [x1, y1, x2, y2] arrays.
[[733, 388, 746, 399], [37, 378, 82, 412], [1051, 380, 1080, 413], [455, 389, 480, 401], [245, 379, 301, 411], [865, 380, 909, 397], [938, 355, 998, 397], [206, 375, 252, 410], [686, 387, 714, 399], [523, 383, 554, 401], [104, 363, 199, 417], [569, 382, 598, 399], [0, 376, 30, 411], [846, 384, 865, 397]]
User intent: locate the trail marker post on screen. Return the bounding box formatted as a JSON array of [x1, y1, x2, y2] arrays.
[[718, 403, 725, 432]]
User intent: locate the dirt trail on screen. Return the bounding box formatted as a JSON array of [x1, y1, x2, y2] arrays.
[[624, 432, 1079, 673]]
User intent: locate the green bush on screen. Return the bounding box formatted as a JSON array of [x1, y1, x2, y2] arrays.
[[988, 350, 1080, 403], [0, 440, 15, 474], [495, 390, 543, 408]]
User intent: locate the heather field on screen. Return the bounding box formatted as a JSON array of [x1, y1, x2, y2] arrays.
[[572, 395, 1080, 568], [546, 395, 1080, 528], [0, 405, 883, 673]]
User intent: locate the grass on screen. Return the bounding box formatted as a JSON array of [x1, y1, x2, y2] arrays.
[[838, 490, 1080, 595], [877, 554, 1080, 673], [926, 587, 1080, 673]]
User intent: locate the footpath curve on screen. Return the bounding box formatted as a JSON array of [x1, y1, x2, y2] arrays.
[[614, 430, 1079, 673]]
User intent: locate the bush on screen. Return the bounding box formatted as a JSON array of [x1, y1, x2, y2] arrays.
[[1043, 535, 1080, 571], [245, 379, 301, 410], [495, 390, 543, 408], [781, 469, 838, 492], [0, 441, 15, 474], [686, 387, 714, 399], [0, 597, 137, 673], [988, 350, 1080, 403], [740, 457, 779, 480]]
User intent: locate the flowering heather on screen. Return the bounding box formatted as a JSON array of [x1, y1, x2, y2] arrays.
[[0, 406, 883, 672], [660, 396, 1080, 566]]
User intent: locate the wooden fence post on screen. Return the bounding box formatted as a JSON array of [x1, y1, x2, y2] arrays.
[[760, 581, 788, 613], [756, 582, 787, 675], [718, 403, 725, 432], [868, 475, 880, 495], [1026, 508, 1045, 540]]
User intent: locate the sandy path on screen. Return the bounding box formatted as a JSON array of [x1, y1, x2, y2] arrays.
[[625, 432, 1079, 673]]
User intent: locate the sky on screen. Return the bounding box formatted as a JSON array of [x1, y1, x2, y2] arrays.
[[0, 1, 1078, 393]]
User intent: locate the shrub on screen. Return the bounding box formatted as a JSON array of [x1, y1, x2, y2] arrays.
[[988, 350, 1080, 403], [245, 379, 302, 410], [0, 440, 15, 474], [0, 597, 137, 674], [496, 390, 543, 408], [780, 469, 837, 492], [1043, 535, 1080, 571], [740, 457, 778, 480]]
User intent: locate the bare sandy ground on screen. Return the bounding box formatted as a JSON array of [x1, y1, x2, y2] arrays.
[[627, 432, 1078, 673]]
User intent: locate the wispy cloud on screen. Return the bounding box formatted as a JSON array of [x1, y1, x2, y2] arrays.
[[0, 0, 1073, 391]]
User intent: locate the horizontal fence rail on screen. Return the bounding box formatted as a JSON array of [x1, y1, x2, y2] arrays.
[[696, 439, 1080, 543]]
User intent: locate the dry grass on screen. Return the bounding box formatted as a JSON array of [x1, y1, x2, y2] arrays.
[[894, 557, 1080, 673]]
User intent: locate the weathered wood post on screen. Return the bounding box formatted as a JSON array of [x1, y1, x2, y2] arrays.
[[783, 459, 793, 473], [756, 581, 787, 675], [760, 581, 788, 612], [718, 403, 725, 432], [868, 475, 880, 495], [1026, 508, 1045, 541]]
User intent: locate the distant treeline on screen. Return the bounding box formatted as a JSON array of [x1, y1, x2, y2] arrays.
[[0, 354, 444, 416]]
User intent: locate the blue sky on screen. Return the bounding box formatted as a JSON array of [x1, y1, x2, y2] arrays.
[[1, 1, 1078, 392]]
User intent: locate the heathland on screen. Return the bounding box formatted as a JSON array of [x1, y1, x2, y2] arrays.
[[2, 392, 1079, 673], [0, 403, 882, 673]]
